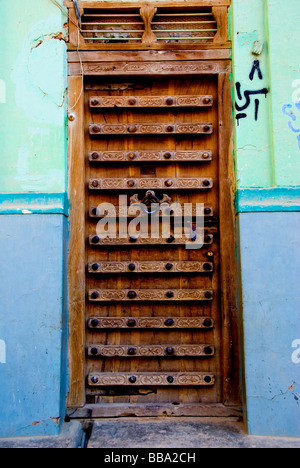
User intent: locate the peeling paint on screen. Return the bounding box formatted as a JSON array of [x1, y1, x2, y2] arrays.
[[292, 339, 300, 364], [11, 15, 67, 124], [30, 31, 66, 50], [270, 382, 297, 401], [50, 417, 60, 425]]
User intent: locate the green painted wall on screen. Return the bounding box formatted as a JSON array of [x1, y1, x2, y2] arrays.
[[266, 0, 300, 187], [232, 0, 300, 192], [0, 0, 67, 195], [1, 0, 299, 201], [232, 0, 272, 188]]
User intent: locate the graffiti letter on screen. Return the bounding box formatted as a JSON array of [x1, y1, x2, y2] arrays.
[[292, 79, 300, 103], [0, 340, 6, 364], [288, 121, 300, 133], [291, 339, 300, 364], [249, 60, 263, 81], [282, 103, 296, 120], [0, 80, 6, 104]]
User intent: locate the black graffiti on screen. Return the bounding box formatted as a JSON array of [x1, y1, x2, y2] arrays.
[[249, 60, 263, 81], [235, 83, 269, 122], [235, 60, 269, 124]]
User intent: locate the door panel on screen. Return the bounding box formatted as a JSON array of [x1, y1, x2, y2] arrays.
[[84, 75, 221, 408]]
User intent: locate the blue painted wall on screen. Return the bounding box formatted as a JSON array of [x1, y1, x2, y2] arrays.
[[0, 215, 68, 437], [232, 0, 300, 437], [237, 212, 300, 436]]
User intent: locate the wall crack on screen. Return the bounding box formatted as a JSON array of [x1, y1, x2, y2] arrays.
[[30, 31, 66, 51]]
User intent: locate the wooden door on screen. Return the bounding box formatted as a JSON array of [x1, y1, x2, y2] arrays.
[[82, 74, 228, 415]]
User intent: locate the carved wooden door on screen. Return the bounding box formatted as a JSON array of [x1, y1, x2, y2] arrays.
[[83, 74, 225, 415]]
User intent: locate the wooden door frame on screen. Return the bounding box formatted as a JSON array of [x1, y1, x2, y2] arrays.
[[66, 51, 240, 417]]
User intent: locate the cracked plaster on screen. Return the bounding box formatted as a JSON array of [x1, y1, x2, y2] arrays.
[[11, 14, 67, 125]]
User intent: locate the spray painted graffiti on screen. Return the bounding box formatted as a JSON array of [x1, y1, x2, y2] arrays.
[[292, 79, 300, 104], [235, 60, 269, 125], [292, 339, 300, 364], [0, 79, 6, 104], [282, 82, 300, 150], [0, 339, 6, 364]]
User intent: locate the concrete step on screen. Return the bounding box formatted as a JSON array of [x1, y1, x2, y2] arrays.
[[87, 417, 300, 449]]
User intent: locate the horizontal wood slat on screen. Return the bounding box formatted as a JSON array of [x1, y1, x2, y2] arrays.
[[89, 95, 213, 108], [88, 261, 213, 274], [89, 233, 214, 246], [69, 60, 231, 75], [89, 122, 213, 135], [88, 372, 215, 386], [89, 205, 214, 218], [67, 403, 242, 419], [88, 316, 215, 329], [64, 1, 231, 8], [89, 149, 213, 162], [88, 288, 214, 302], [67, 44, 231, 53], [67, 50, 230, 62], [87, 344, 215, 357], [89, 177, 213, 190]]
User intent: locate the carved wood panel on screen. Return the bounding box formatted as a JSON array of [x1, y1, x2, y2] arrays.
[[89, 204, 214, 218], [88, 233, 214, 246], [89, 177, 213, 190], [87, 344, 215, 357], [88, 261, 213, 274], [89, 149, 213, 163], [69, 60, 231, 76], [87, 316, 215, 329], [88, 288, 214, 302], [89, 122, 213, 135], [89, 95, 213, 108], [88, 373, 215, 387]]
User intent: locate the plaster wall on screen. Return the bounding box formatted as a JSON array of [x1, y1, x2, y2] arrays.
[[237, 212, 300, 437], [0, 215, 68, 437], [0, 0, 68, 437], [0, 0, 68, 197], [232, 0, 300, 193], [232, 0, 300, 436]]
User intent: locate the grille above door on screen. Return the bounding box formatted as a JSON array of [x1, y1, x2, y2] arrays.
[[80, 8, 144, 44], [148, 7, 217, 44], [65, 1, 230, 50]]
